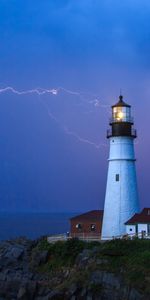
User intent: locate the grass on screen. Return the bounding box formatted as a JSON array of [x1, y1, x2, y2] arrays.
[[33, 238, 150, 294], [36, 238, 88, 271], [96, 239, 150, 293]]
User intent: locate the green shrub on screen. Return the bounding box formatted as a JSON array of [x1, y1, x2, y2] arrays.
[[36, 238, 87, 271], [36, 237, 150, 293]]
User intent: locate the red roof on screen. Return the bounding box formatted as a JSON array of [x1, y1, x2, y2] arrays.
[[70, 210, 103, 222], [125, 208, 150, 225]]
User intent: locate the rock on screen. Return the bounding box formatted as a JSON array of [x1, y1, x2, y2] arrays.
[[90, 271, 103, 284], [64, 270, 69, 278], [0, 280, 20, 298], [37, 286, 51, 297], [102, 288, 118, 300], [70, 296, 76, 300], [102, 272, 121, 289], [46, 290, 64, 299], [75, 249, 91, 266], [129, 288, 143, 300], [86, 294, 93, 300], [90, 271, 121, 290], [0, 273, 6, 281], [35, 297, 49, 300], [5, 246, 24, 260], [27, 281, 37, 298], [17, 287, 27, 299], [9, 271, 23, 281], [80, 288, 87, 297], [11, 246, 24, 259], [0, 257, 17, 268], [81, 249, 91, 258], [96, 258, 108, 265], [40, 250, 49, 264], [23, 272, 34, 280], [91, 246, 101, 255], [68, 283, 78, 296], [0, 237, 146, 300], [30, 250, 49, 269]]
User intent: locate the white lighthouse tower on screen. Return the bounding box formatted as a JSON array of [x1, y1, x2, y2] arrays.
[[102, 95, 139, 240]]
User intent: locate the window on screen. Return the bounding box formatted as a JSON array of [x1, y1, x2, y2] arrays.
[[148, 210, 150, 215], [130, 228, 132, 232], [76, 223, 82, 230], [116, 174, 119, 181], [135, 225, 138, 234], [90, 224, 96, 231], [112, 106, 131, 123]]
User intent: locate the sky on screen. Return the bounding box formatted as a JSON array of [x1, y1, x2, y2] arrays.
[[0, 0, 150, 212]]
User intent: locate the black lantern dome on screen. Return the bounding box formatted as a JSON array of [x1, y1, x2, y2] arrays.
[[112, 95, 131, 108], [107, 95, 136, 138]]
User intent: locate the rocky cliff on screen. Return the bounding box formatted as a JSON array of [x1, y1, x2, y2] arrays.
[[0, 237, 149, 300]]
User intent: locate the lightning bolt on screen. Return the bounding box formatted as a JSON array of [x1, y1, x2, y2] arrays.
[[63, 126, 107, 149], [40, 99, 107, 150], [0, 86, 59, 96], [0, 86, 109, 109], [0, 85, 109, 150]]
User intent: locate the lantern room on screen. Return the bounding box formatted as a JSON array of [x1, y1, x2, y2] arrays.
[[107, 95, 136, 138], [111, 95, 133, 124]]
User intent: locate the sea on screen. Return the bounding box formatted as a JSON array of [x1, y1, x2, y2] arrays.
[[0, 212, 77, 241]]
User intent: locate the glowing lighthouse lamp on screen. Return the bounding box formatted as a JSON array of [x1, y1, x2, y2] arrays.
[[102, 95, 139, 240]]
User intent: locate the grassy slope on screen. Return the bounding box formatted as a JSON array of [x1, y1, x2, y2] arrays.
[[32, 238, 150, 295]]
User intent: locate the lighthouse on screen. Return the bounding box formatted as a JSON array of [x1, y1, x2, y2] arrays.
[[102, 95, 139, 240]]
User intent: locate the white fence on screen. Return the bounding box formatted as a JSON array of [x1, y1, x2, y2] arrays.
[[102, 232, 150, 240], [47, 232, 150, 243], [47, 233, 102, 243], [47, 234, 68, 243], [70, 233, 101, 242]]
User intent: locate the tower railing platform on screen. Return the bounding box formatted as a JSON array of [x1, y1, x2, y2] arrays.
[[107, 128, 137, 138]]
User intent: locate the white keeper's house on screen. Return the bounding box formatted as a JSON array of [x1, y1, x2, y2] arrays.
[[125, 208, 150, 238]]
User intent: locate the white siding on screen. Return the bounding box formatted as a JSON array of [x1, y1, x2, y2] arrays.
[[126, 225, 136, 235], [138, 224, 147, 234], [102, 137, 139, 240]]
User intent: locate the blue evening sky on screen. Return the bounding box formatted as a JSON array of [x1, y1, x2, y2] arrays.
[[0, 0, 149, 212]]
